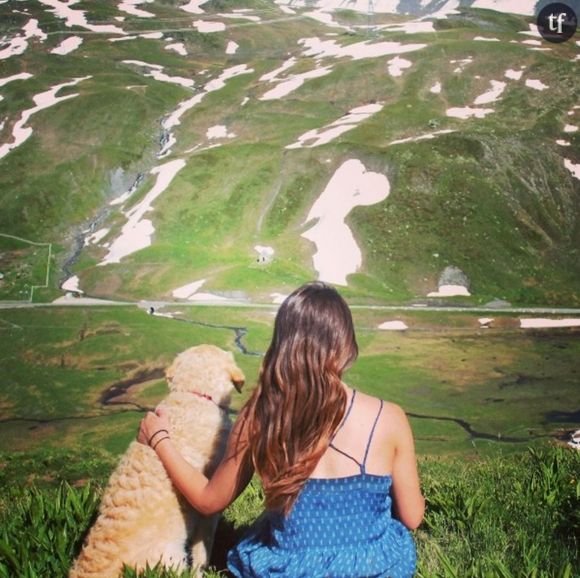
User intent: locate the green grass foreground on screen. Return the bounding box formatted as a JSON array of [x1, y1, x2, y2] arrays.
[[0, 446, 578, 578]]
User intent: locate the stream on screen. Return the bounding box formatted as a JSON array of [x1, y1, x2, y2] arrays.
[[0, 302, 266, 427], [161, 314, 262, 357], [60, 172, 145, 284], [94, 312, 262, 411], [1, 411, 562, 444], [59, 93, 174, 286], [408, 412, 549, 443]]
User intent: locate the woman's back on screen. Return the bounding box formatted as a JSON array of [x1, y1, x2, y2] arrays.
[[228, 388, 420, 578], [310, 388, 396, 480]]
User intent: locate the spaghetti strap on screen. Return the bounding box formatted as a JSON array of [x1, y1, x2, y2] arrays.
[[361, 399, 384, 474], [330, 389, 356, 442], [328, 390, 363, 469]]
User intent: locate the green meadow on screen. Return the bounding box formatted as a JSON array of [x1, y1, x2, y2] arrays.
[[1, 306, 578, 457]]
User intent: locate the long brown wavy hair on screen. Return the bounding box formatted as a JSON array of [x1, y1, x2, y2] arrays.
[[240, 281, 358, 515]]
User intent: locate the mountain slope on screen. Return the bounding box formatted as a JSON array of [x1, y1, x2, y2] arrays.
[[0, 0, 578, 305]]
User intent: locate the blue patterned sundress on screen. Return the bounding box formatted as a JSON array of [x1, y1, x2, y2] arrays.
[[227, 392, 417, 578]]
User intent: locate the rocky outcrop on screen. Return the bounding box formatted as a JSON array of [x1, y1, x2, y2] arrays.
[[438, 266, 470, 291]]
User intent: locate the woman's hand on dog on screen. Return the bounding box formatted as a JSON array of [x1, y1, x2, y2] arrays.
[[138, 407, 171, 447]]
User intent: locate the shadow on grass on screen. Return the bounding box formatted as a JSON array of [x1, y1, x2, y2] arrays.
[[210, 517, 253, 577]]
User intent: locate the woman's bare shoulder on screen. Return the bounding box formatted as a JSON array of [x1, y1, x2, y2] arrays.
[[353, 391, 409, 429], [355, 390, 407, 415], [383, 401, 409, 420]]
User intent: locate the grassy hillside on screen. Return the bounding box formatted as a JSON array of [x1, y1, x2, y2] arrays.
[[1, 447, 578, 577], [0, 2, 578, 305]]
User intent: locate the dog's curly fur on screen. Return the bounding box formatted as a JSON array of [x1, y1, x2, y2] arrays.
[[69, 344, 245, 578]]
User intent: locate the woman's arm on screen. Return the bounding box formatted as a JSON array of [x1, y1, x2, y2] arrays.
[[139, 408, 254, 516], [389, 405, 425, 530]]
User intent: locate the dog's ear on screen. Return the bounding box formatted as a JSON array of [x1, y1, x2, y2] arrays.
[[229, 364, 245, 393], [225, 351, 244, 392], [165, 359, 178, 390], [165, 351, 190, 391]]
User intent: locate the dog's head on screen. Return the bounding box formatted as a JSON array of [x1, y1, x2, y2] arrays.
[[166, 344, 245, 404]]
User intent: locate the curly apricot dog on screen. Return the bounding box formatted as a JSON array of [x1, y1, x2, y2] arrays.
[[70, 344, 244, 578]]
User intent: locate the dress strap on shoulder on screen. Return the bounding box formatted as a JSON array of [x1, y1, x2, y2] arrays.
[[361, 398, 384, 473], [328, 389, 364, 469], [330, 389, 356, 442]]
